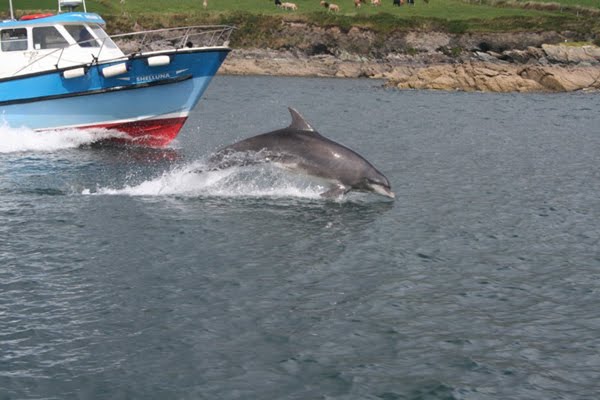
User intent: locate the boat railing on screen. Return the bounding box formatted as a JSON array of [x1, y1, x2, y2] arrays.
[[111, 25, 235, 55], [10, 25, 234, 77]]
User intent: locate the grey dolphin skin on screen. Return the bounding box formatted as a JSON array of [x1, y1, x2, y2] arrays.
[[208, 108, 394, 199]]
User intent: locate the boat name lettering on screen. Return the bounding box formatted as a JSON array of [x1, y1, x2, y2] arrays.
[[136, 73, 171, 83]]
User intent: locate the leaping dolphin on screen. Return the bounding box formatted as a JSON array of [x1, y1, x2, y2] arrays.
[[206, 108, 394, 199]]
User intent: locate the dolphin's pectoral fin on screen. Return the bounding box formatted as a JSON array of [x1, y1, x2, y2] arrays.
[[320, 184, 348, 199]]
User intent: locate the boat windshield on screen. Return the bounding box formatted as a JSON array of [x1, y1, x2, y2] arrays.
[[64, 24, 99, 47], [89, 24, 118, 49]]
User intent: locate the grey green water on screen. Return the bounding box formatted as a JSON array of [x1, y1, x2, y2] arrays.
[[1, 76, 599, 399]]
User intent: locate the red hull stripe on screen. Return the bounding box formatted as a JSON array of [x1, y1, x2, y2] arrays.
[[86, 117, 188, 147]]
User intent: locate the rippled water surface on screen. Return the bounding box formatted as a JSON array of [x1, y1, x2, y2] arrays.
[[1, 77, 599, 399]]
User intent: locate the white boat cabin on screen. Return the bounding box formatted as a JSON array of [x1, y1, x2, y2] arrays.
[[0, 12, 124, 78]]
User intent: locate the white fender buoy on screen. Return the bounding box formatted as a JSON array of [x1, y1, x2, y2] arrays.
[[102, 63, 128, 78], [147, 55, 170, 67], [63, 67, 86, 79]]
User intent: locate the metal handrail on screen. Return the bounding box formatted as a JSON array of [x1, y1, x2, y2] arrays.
[[111, 25, 235, 55]]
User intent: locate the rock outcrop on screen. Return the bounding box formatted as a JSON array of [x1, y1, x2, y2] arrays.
[[388, 63, 600, 92], [541, 44, 600, 64], [217, 23, 600, 92], [219, 45, 600, 92]]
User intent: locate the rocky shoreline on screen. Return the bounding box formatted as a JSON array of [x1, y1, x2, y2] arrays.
[[217, 26, 600, 92], [219, 45, 600, 92]]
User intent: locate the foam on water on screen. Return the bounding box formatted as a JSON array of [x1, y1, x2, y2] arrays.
[[85, 162, 326, 199], [0, 122, 126, 153]]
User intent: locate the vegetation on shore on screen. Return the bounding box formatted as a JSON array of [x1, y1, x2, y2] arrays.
[[3, 0, 600, 45]]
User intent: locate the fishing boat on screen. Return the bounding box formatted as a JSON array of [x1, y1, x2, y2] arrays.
[[0, 0, 233, 146]]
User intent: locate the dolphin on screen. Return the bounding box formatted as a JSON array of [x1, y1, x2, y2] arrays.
[[206, 108, 394, 199]]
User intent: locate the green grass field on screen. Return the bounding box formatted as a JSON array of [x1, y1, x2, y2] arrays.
[[7, 0, 600, 15], [517, 0, 600, 9], [3, 0, 600, 35]]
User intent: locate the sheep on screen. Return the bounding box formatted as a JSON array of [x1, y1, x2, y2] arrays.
[[371, 0, 381, 5], [203, 0, 207, 8], [280, 2, 298, 10], [320, 1, 339, 12], [354, 0, 362, 8]]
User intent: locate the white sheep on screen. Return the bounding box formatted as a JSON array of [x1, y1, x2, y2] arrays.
[[281, 2, 298, 10]]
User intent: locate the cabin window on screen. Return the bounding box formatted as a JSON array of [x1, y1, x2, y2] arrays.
[[1, 28, 28, 52], [32, 26, 69, 50], [64, 25, 99, 48]]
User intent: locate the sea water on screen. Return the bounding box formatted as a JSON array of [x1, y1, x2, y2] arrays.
[[1, 76, 599, 399]]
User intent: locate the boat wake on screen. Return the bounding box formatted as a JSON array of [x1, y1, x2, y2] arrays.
[[0, 123, 127, 153], [84, 162, 326, 200]]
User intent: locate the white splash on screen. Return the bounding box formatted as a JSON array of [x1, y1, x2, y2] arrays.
[[87, 162, 326, 199], [0, 122, 125, 153]]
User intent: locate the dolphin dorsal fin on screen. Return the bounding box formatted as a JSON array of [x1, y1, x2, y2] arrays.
[[288, 107, 315, 132]]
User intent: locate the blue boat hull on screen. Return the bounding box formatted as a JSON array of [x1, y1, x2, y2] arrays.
[[0, 48, 230, 146]]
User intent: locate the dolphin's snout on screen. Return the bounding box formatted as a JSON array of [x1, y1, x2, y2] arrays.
[[369, 181, 395, 199], [382, 188, 395, 199]]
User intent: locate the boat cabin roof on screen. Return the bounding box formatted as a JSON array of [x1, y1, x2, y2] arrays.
[[0, 12, 105, 29]]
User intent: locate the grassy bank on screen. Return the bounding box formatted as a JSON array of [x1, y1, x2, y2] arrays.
[[3, 0, 600, 40]]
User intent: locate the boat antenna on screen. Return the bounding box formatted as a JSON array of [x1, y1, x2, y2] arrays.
[[9, 0, 15, 20]]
